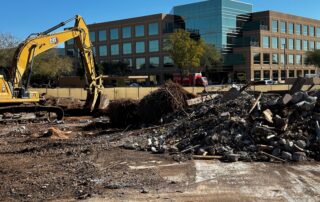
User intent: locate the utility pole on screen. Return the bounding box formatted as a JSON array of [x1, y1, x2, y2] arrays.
[[282, 43, 286, 81]]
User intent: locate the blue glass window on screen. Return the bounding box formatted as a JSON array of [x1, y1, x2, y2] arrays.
[[296, 24, 301, 35], [148, 23, 159, 35], [149, 40, 159, 52], [111, 44, 119, 55], [123, 43, 132, 54], [296, 55, 302, 65], [122, 27, 131, 39], [289, 23, 294, 34], [303, 40, 308, 51], [288, 39, 294, 50], [272, 37, 278, 49], [280, 38, 286, 49], [136, 41, 145, 53], [99, 30, 107, 41], [280, 21, 286, 33], [110, 28, 119, 40], [263, 36, 269, 48], [164, 56, 174, 67], [296, 39, 301, 50], [149, 57, 160, 68], [89, 32, 95, 42], [310, 41, 315, 50], [99, 45, 107, 57], [135, 25, 145, 37], [136, 58, 146, 69], [310, 26, 315, 37], [272, 20, 278, 32], [317, 27, 320, 37], [303, 25, 309, 36]]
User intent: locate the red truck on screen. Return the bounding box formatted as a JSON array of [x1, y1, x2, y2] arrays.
[[173, 73, 208, 86]]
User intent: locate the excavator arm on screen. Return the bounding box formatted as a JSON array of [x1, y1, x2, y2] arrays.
[[10, 15, 105, 111]]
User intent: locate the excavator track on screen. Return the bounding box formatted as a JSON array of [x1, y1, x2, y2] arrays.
[[0, 105, 64, 124]]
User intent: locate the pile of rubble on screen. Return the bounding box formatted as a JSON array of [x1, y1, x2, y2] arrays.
[[137, 89, 320, 162], [106, 82, 195, 127]]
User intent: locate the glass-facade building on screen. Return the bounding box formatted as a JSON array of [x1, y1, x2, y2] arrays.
[[173, 0, 252, 52]]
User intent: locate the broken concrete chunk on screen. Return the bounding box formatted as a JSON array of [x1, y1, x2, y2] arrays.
[[220, 112, 230, 120], [295, 140, 307, 149], [282, 94, 292, 105], [272, 148, 281, 157], [263, 109, 273, 123], [292, 152, 307, 162], [281, 151, 292, 161]]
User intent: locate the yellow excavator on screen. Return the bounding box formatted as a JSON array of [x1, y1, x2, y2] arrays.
[[0, 15, 108, 122]]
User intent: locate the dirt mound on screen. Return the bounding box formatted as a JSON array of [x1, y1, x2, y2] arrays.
[[106, 99, 139, 128], [137, 82, 196, 124], [42, 127, 72, 140]]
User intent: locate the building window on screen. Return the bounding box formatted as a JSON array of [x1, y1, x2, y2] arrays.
[[288, 54, 294, 65], [296, 55, 302, 65], [148, 22, 159, 35], [164, 56, 174, 67], [136, 41, 145, 53], [66, 49, 75, 57], [111, 44, 119, 55], [98, 30, 107, 41], [99, 45, 107, 57], [272, 20, 278, 32], [288, 38, 294, 50], [296, 39, 301, 50], [311, 70, 316, 74], [317, 27, 320, 37], [254, 71, 261, 81], [149, 57, 160, 68], [296, 24, 301, 35], [136, 58, 146, 69], [123, 43, 132, 55], [310, 41, 315, 50], [122, 27, 132, 39], [89, 32, 95, 42], [149, 40, 159, 52], [135, 25, 145, 37], [317, 42, 320, 50], [289, 70, 295, 78], [280, 21, 286, 33], [263, 70, 270, 80], [281, 70, 286, 80], [253, 53, 260, 64], [66, 39, 74, 45], [263, 36, 269, 48], [304, 70, 309, 77], [272, 54, 278, 64], [281, 38, 286, 49], [273, 70, 278, 81], [297, 70, 303, 77], [123, 58, 133, 68], [289, 22, 294, 34], [110, 28, 119, 40], [303, 55, 308, 65], [303, 40, 308, 51], [272, 37, 278, 49], [281, 54, 286, 65], [263, 53, 270, 64], [303, 25, 309, 36], [310, 26, 315, 37]]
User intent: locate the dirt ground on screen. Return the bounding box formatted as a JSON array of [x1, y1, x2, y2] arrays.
[[0, 117, 320, 202]]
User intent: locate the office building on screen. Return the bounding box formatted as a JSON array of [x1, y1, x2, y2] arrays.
[[233, 11, 320, 82]]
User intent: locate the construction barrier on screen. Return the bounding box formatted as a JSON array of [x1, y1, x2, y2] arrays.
[[32, 84, 320, 100]]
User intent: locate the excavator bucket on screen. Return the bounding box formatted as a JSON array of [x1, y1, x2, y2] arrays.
[[85, 91, 109, 112]]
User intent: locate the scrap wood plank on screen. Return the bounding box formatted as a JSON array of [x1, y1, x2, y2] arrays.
[[289, 77, 307, 95], [187, 94, 219, 106], [193, 155, 223, 160]]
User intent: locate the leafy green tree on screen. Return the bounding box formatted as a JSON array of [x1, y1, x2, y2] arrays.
[[31, 50, 73, 86], [201, 44, 222, 73], [305, 50, 320, 68], [0, 33, 20, 75], [165, 29, 205, 75]]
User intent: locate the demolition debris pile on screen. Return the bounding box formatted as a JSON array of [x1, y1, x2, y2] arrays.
[[132, 89, 320, 162], [106, 82, 196, 127]]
